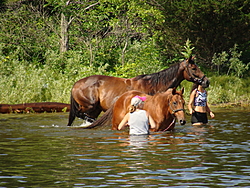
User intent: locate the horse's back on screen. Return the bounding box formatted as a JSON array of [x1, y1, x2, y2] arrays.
[[72, 75, 131, 111], [73, 75, 125, 88]]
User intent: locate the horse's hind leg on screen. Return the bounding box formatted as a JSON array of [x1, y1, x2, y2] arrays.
[[71, 80, 102, 125], [83, 107, 102, 123], [67, 109, 76, 126], [67, 94, 79, 126], [66, 93, 99, 126]]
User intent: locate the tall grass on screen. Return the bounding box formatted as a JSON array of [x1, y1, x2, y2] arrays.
[[0, 56, 107, 104], [1, 57, 249, 106], [208, 76, 250, 106], [1, 62, 71, 104]]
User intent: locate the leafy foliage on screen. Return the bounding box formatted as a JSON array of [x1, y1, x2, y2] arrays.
[[181, 39, 195, 59], [0, 0, 249, 104], [154, 0, 250, 64], [208, 75, 250, 104], [212, 44, 249, 77]]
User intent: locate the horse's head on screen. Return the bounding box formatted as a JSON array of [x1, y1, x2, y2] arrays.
[[169, 87, 186, 125], [182, 55, 210, 88]]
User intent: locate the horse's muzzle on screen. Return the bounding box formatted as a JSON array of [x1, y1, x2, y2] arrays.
[[179, 119, 186, 125]]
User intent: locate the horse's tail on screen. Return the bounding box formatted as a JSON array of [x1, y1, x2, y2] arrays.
[[67, 94, 79, 126], [84, 105, 114, 129]]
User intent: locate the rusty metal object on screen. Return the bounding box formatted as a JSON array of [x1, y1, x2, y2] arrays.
[[0, 102, 70, 113]]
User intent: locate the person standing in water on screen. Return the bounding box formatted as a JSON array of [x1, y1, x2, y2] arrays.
[[188, 83, 215, 125], [118, 95, 156, 135]]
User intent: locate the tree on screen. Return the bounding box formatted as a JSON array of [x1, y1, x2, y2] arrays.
[[0, 0, 57, 64], [148, 0, 250, 65], [45, 0, 100, 53]]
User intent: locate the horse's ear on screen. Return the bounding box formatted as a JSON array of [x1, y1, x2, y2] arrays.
[[187, 55, 195, 64], [188, 55, 195, 64], [181, 87, 184, 94], [187, 55, 192, 62], [172, 87, 176, 95]]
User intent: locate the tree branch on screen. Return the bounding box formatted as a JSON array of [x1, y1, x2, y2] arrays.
[[66, 1, 100, 11], [84, 2, 100, 11]]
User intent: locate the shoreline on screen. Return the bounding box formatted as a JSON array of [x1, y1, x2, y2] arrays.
[[211, 100, 250, 108]]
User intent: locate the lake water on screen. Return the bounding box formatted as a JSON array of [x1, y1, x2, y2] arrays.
[[0, 107, 249, 187]]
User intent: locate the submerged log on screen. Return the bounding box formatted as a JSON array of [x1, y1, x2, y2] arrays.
[[0, 102, 70, 113]]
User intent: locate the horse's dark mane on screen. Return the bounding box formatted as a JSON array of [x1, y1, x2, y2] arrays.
[[133, 62, 181, 88]]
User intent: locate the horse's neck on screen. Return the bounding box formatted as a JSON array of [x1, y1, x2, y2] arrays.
[[130, 64, 185, 94], [167, 63, 186, 88], [130, 78, 182, 95], [154, 80, 178, 93], [168, 78, 183, 88], [152, 93, 170, 110]]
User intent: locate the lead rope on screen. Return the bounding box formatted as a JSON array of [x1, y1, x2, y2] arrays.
[[162, 118, 176, 132]]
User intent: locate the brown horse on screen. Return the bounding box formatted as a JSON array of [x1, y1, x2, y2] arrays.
[[86, 88, 186, 131], [112, 88, 186, 131], [67, 55, 209, 126]]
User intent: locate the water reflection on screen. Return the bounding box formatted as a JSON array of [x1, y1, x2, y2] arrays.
[[0, 108, 250, 187], [127, 135, 150, 148]]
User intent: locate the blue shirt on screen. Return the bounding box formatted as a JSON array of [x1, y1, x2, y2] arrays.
[[194, 89, 207, 107]]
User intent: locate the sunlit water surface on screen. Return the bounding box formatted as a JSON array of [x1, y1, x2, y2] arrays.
[[0, 107, 249, 187]]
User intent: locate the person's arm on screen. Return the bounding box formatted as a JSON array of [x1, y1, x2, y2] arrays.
[[118, 113, 130, 130], [205, 91, 215, 118], [206, 104, 214, 118], [148, 114, 156, 129], [188, 90, 196, 114]]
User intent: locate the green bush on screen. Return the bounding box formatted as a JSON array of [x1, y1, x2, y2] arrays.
[[208, 75, 250, 104], [0, 50, 249, 106], [0, 51, 112, 104], [212, 44, 249, 78]]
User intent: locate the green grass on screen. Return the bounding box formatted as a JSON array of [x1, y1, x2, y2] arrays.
[[1, 60, 249, 106]]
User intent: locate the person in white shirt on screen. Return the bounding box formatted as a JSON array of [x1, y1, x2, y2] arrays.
[[118, 95, 156, 135]]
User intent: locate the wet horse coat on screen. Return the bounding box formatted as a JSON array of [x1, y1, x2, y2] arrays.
[[86, 88, 186, 131], [67, 56, 209, 126]]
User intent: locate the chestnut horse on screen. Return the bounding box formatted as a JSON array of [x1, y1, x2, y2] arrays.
[[85, 88, 186, 131], [67, 55, 209, 126]]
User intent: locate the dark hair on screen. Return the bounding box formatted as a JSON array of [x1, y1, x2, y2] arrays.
[[190, 83, 199, 94]]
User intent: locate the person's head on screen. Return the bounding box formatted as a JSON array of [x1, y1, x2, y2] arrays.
[[190, 83, 205, 93], [129, 95, 147, 113], [198, 84, 204, 90]]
